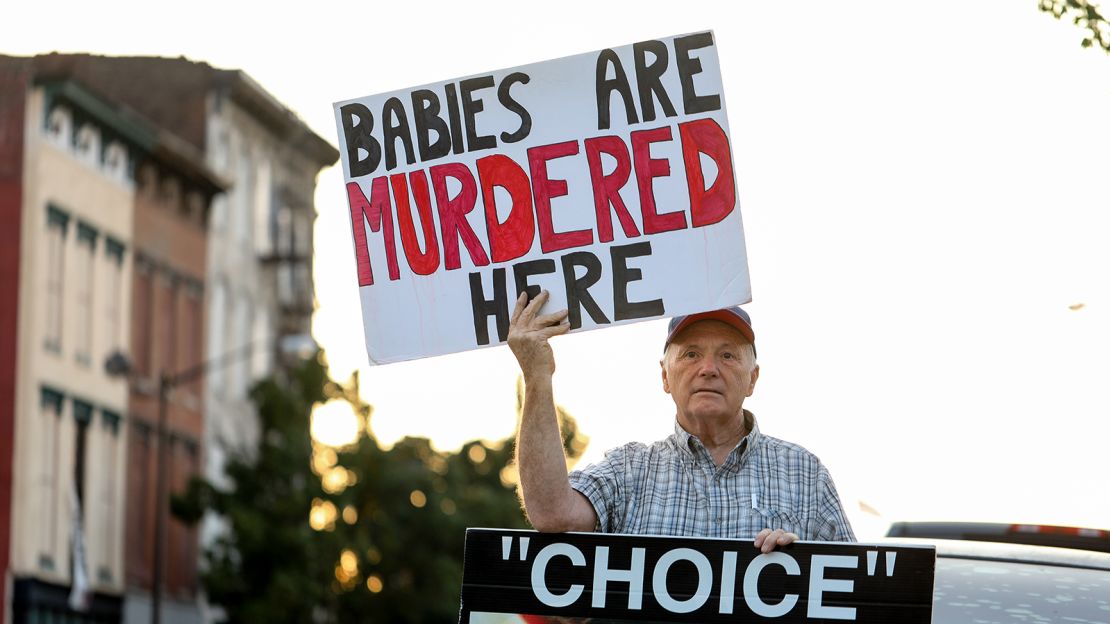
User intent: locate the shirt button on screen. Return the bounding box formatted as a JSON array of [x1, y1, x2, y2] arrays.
[[715, 517, 722, 524]]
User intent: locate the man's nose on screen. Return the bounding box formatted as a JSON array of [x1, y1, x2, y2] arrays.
[[696, 357, 720, 376]]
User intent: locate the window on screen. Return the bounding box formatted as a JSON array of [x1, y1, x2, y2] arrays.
[[103, 141, 129, 185], [104, 238, 126, 358], [126, 422, 153, 586], [214, 129, 230, 173], [75, 124, 100, 167], [208, 280, 227, 396], [160, 274, 179, 375], [276, 205, 294, 257], [251, 307, 271, 381], [231, 295, 251, 398], [182, 282, 204, 390], [169, 439, 200, 594], [72, 399, 93, 503], [75, 222, 98, 365], [44, 205, 69, 352], [234, 149, 254, 244], [38, 387, 65, 570], [45, 105, 72, 148], [277, 210, 312, 310], [97, 410, 121, 583], [278, 265, 292, 307], [210, 130, 232, 231], [254, 159, 273, 256], [293, 213, 313, 310], [133, 257, 154, 377], [294, 213, 312, 257]]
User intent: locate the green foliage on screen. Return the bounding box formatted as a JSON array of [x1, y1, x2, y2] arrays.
[[174, 353, 338, 623], [172, 354, 589, 623], [1040, 0, 1110, 52]]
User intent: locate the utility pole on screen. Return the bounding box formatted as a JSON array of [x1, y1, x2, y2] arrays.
[[109, 344, 254, 624], [150, 343, 254, 624], [150, 372, 170, 624]]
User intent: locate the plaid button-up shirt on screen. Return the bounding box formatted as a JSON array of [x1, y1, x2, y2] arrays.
[[568, 411, 855, 541]]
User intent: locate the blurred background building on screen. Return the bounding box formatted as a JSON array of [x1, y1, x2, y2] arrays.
[[0, 53, 336, 624]]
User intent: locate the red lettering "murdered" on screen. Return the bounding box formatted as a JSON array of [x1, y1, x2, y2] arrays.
[[347, 118, 734, 287]]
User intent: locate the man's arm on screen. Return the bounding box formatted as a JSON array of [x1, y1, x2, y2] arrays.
[[508, 290, 597, 533]]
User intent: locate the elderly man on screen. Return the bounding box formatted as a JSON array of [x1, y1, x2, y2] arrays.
[[508, 291, 854, 552]]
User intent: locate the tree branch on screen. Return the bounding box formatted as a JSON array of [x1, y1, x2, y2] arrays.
[[1040, 0, 1110, 52]]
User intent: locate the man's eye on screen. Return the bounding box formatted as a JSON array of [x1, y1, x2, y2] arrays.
[[722, 352, 736, 360], [682, 351, 697, 359]]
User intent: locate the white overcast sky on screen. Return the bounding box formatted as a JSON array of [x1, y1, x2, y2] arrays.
[[6, 0, 1110, 536]]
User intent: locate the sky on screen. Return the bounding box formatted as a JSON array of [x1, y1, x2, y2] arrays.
[[6, 0, 1109, 539]]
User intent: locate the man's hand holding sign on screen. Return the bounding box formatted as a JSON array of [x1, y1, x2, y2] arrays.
[[508, 290, 592, 534]]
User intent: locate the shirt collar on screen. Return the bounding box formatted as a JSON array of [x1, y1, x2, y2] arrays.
[[673, 410, 761, 463]]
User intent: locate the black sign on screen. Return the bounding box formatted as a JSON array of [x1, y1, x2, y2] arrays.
[[459, 529, 934, 623]]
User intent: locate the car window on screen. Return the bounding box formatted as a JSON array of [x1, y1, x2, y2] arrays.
[[934, 557, 1110, 623]]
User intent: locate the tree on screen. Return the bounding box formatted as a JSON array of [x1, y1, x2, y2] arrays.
[[173, 352, 340, 622], [173, 354, 588, 623], [323, 375, 588, 622], [1040, 0, 1110, 52]]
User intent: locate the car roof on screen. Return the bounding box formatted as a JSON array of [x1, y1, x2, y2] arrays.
[[878, 536, 1110, 572], [886, 520, 1110, 553]]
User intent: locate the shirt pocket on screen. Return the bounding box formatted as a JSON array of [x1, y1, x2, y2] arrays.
[[752, 508, 829, 540]]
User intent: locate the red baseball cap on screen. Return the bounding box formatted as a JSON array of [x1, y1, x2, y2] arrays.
[[664, 307, 756, 356]]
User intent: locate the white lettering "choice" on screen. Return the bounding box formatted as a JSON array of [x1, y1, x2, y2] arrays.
[[529, 544, 860, 619]]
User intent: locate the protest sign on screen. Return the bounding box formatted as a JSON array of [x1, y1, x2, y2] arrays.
[[334, 31, 751, 364], [459, 529, 936, 623]]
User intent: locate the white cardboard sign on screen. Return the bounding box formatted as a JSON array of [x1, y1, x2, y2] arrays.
[[334, 31, 750, 364]]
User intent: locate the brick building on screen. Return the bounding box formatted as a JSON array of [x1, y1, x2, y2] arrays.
[[123, 126, 224, 624]]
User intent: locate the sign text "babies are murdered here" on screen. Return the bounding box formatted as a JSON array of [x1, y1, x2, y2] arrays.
[[334, 31, 750, 364]]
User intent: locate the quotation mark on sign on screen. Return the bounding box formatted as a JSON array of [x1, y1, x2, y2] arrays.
[[502, 536, 532, 561], [865, 550, 897, 576]]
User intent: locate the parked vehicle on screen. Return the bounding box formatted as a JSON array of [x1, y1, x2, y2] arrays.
[[885, 523, 1110, 623], [888, 521, 1110, 553]]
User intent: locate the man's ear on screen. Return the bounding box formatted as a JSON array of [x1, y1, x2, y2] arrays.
[[660, 358, 671, 394], [746, 364, 760, 397]]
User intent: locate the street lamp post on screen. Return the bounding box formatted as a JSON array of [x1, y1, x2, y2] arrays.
[[151, 371, 170, 624], [108, 343, 255, 624]]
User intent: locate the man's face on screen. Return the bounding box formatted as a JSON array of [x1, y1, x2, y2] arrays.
[[661, 320, 759, 425]]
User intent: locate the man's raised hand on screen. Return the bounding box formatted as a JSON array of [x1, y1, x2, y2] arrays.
[[507, 290, 570, 379]]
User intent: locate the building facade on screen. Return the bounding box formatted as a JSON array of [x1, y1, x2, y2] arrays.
[[1, 60, 138, 623], [200, 68, 336, 494], [123, 132, 223, 624], [26, 54, 337, 623]]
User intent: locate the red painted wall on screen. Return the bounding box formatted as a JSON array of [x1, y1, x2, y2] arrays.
[[0, 58, 30, 624]]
